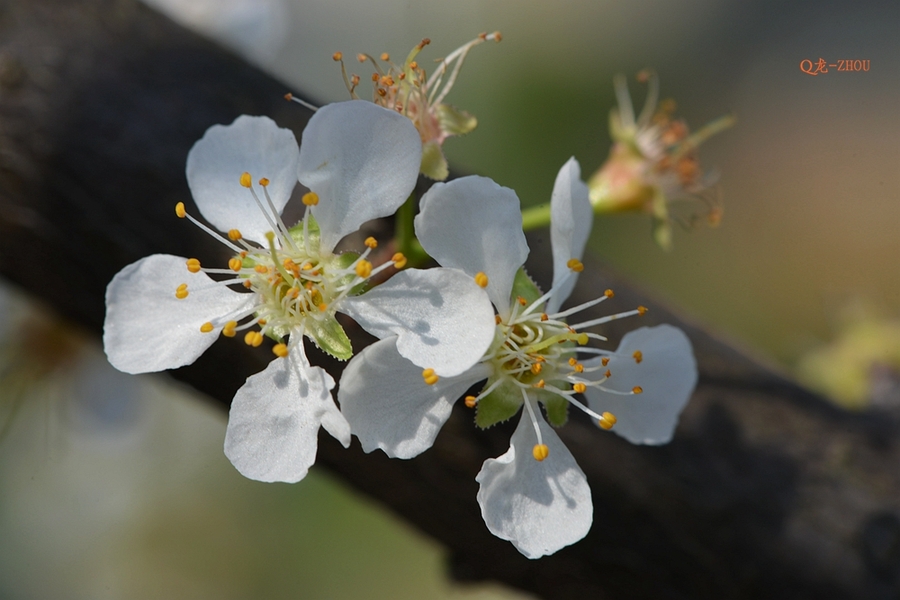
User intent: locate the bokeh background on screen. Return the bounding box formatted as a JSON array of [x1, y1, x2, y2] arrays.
[[1, 0, 898, 597]]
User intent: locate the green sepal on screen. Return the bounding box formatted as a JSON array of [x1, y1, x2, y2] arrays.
[[420, 140, 449, 181], [475, 377, 523, 429], [306, 315, 353, 361], [510, 267, 543, 307], [541, 392, 570, 427], [435, 104, 477, 136], [288, 212, 321, 250]]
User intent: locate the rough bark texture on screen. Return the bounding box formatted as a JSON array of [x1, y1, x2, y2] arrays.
[[2, 1, 899, 598]]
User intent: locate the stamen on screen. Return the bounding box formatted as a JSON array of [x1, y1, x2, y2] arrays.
[[464, 395, 477, 408], [532, 444, 549, 461], [200, 322, 214, 333], [364, 237, 378, 249], [175, 202, 186, 218], [243, 331, 264, 347], [228, 229, 243, 241], [380, 52, 390, 61], [474, 272, 489, 288], [175, 283, 188, 299], [638, 306, 648, 316], [530, 363, 542, 375], [632, 386, 643, 394], [272, 343, 289, 358], [240, 172, 252, 188], [392, 252, 407, 269], [355, 259, 373, 278], [222, 321, 237, 338], [186, 258, 201, 273], [333, 52, 343, 61], [422, 368, 439, 386], [598, 412, 617, 430], [228, 257, 243, 272], [605, 289, 614, 298], [633, 350, 643, 364], [573, 382, 587, 393], [302, 191, 319, 206], [566, 258, 584, 272]]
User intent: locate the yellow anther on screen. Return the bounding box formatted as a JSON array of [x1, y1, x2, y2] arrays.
[[272, 343, 289, 358], [604, 289, 615, 298], [355, 259, 373, 278], [380, 75, 394, 86], [533, 355, 545, 362], [567, 258, 584, 272], [222, 321, 237, 338], [258, 177, 269, 187], [228, 229, 242, 241], [577, 333, 589, 345], [258, 319, 267, 325], [380, 52, 390, 61], [392, 252, 407, 269], [409, 60, 419, 69], [332, 51, 343, 61], [422, 368, 439, 386], [573, 382, 587, 394], [633, 350, 643, 364], [637, 306, 648, 316], [573, 363, 584, 373], [474, 272, 489, 288], [601, 357, 610, 366], [599, 412, 617, 430], [632, 386, 643, 394], [540, 313, 549, 321], [175, 202, 186, 218], [605, 369, 612, 378], [243, 331, 263, 347], [532, 444, 549, 461], [534, 379, 545, 389], [243, 280, 252, 288], [186, 258, 201, 273], [568, 357, 577, 366], [175, 283, 189, 299], [300, 262, 312, 271], [495, 315, 502, 325], [200, 322, 214, 333], [464, 395, 477, 408], [240, 172, 252, 188], [531, 363, 542, 375], [371, 72, 379, 81], [302, 191, 319, 206], [255, 264, 268, 274], [364, 236, 378, 249], [283, 258, 296, 269], [318, 302, 328, 312]]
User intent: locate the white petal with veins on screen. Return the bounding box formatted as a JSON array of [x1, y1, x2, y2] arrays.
[[583, 324, 697, 444], [476, 411, 592, 559], [224, 341, 349, 483], [103, 254, 252, 374], [341, 268, 495, 377]]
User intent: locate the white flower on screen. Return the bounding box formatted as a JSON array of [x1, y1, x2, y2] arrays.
[[103, 100, 495, 483], [339, 158, 697, 558]]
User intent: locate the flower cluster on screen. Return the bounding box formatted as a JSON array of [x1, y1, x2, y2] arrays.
[[102, 37, 717, 560]]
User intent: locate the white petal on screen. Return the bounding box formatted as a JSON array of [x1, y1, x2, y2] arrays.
[[339, 337, 488, 459], [548, 158, 593, 313], [224, 341, 350, 483], [415, 176, 528, 315], [340, 268, 495, 377], [476, 411, 592, 559], [298, 101, 422, 253], [186, 115, 300, 244], [583, 325, 697, 445], [103, 254, 252, 374]]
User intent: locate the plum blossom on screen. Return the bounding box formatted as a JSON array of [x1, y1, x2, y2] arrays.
[[339, 158, 697, 557], [103, 100, 495, 483], [334, 32, 501, 180], [587, 71, 734, 249]]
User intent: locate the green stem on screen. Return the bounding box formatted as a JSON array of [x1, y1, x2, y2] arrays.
[[393, 192, 431, 268], [520, 203, 552, 232]]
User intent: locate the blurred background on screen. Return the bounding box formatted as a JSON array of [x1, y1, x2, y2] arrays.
[[1, 0, 897, 597]]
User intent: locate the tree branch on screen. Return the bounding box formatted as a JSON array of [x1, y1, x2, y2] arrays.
[[2, 1, 899, 597]]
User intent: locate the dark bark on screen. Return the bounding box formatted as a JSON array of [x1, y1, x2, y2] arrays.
[[2, 1, 899, 598]]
